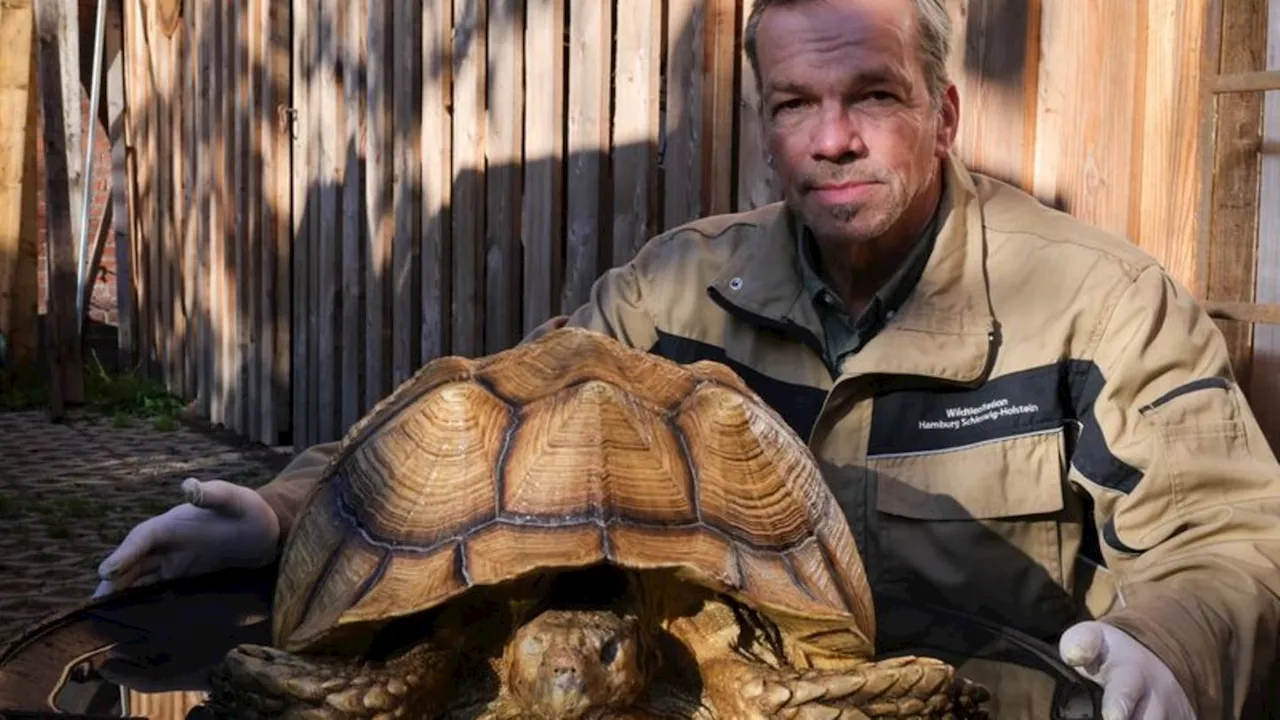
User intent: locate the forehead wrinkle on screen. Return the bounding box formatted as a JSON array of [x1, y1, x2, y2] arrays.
[[757, 0, 918, 95]]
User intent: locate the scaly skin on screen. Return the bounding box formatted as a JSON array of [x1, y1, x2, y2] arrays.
[[203, 642, 454, 719], [699, 654, 991, 720], [202, 608, 657, 719]]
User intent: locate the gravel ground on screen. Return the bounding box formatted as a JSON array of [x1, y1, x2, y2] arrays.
[[0, 408, 292, 638]]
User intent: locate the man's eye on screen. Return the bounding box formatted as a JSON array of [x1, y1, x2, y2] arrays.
[[773, 99, 805, 115]]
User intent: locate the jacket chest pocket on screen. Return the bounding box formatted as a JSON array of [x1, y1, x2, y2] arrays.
[[865, 428, 1076, 639]]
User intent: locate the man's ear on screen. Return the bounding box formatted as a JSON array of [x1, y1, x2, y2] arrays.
[[935, 83, 961, 157]]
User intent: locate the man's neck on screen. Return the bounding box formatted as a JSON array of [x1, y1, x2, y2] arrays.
[[814, 180, 943, 315]]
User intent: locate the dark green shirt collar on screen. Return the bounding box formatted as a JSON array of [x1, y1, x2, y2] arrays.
[[797, 202, 943, 374]]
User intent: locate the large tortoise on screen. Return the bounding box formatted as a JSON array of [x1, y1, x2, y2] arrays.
[[204, 326, 989, 719]]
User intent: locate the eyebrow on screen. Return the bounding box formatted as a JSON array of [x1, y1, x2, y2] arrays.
[[765, 67, 910, 98]]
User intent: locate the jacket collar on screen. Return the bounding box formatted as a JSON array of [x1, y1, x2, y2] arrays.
[[707, 150, 995, 386]]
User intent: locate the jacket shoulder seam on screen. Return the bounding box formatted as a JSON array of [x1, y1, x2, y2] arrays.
[[663, 218, 772, 243], [985, 224, 1153, 279], [1083, 265, 1160, 363]]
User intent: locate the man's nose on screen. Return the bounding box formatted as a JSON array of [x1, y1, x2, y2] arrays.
[[812, 105, 865, 161]]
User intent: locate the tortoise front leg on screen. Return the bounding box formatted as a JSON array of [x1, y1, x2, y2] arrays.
[[204, 642, 456, 719], [698, 655, 990, 719]]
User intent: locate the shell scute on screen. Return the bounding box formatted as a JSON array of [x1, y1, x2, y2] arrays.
[[500, 380, 696, 525], [341, 380, 510, 548], [675, 383, 818, 548], [339, 543, 465, 629]]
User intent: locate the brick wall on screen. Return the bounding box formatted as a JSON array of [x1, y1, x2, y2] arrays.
[[35, 87, 119, 328]]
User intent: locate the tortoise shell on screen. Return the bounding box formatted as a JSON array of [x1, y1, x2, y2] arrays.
[[271, 326, 875, 656]]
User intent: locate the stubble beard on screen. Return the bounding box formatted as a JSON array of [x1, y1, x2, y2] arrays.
[[793, 177, 906, 245]]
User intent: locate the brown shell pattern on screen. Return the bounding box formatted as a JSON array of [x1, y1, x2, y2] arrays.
[[272, 327, 874, 652]]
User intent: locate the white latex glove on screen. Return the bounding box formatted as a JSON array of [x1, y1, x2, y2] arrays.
[[1059, 620, 1195, 720], [93, 477, 281, 598]]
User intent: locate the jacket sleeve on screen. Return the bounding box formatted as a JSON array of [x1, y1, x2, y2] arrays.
[[254, 440, 340, 539], [1077, 264, 1280, 718], [254, 248, 662, 537]]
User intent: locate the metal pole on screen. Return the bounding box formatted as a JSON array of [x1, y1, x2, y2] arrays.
[[76, 0, 109, 335]]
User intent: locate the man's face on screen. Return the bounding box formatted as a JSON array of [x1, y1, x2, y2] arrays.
[[756, 0, 959, 245]]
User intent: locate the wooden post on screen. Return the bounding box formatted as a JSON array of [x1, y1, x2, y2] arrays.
[[34, 0, 85, 415], [0, 0, 40, 372]]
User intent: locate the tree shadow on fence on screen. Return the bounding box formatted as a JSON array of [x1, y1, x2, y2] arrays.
[[109, 0, 714, 450]]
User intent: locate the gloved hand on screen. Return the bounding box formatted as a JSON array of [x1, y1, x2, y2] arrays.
[[1059, 620, 1195, 720], [93, 477, 281, 598]]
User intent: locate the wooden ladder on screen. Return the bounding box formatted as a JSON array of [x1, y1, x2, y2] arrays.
[[1196, 0, 1280, 326]]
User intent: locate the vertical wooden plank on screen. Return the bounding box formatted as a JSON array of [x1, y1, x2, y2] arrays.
[[315, 0, 339, 442], [241, 0, 258, 440], [1132, 0, 1206, 291], [702, 0, 736, 217], [302, 0, 318, 443], [167, 4, 184, 397], [146, 0, 162, 384], [223, 0, 237, 425], [14, 47, 40, 370], [485, 0, 523, 353], [34, 0, 86, 414], [216, 0, 232, 427], [205, 0, 218, 421], [561, 0, 610, 313], [266, 0, 291, 441], [247, 0, 265, 442], [340, 0, 365, 433], [521, 0, 564, 335], [0, 0, 38, 369], [611, 0, 659, 267], [1032, 0, 1140, 235], [736, 0, 777, 212], [1252, 0, 1280, 449], [451, 0, 485, 357], [421, 0, 451, 361], [392, 0, 422, 383], [107, 0, 132, 370], [124, 690, 205, 720], [290, 0, 310, 448], [196, 0, 211, 418], [57, 0, 83, 248], [155, 2, 172, 392], [164, 7, 179, 396], [1205, 0, 1267, 392], [943, 0, 1041, 193], [364, 0, 390, 411], [125, 0, 150, 380], [235, 0, 253, 434], [181, 0, 196, 401], [664, 0, 705, 229]]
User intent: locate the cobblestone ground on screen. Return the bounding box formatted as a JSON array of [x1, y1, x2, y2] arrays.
[[0, 409, 292, 639]]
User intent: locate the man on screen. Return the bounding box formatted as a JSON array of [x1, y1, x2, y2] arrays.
[[94, 0, 1280, 717]]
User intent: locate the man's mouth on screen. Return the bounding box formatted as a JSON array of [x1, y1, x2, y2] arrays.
[[808, 181, 877, 204]]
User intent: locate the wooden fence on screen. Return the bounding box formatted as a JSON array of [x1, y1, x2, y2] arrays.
[[115, 0, 1280, 451]]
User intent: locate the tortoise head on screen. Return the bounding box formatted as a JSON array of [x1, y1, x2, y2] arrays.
[[503, 608, 653, 719]]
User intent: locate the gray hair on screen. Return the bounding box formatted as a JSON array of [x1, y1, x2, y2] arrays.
[[743, 0, 954, 106]]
